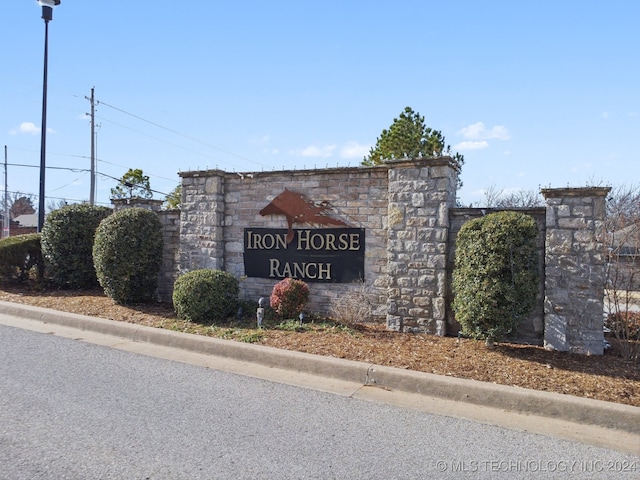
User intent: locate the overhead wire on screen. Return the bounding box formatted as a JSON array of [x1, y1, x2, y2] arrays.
[[97, 99, 269, 170], [95, 115, 228, 172], [7, 91, 259, 203], [95, 171, 172, 197], [19, 92, 208, 187], [7, 147, 179, 187], [5, 162, 171, 199], [7, 162, 88, 173], [96, 156, 179, 185], [0, 189, 110, 208]]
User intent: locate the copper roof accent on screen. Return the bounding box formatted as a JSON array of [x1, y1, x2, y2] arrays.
[[259, 189, 348, 243]]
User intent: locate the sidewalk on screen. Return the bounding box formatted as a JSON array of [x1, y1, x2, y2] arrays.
[[1, 300, 638, 453]]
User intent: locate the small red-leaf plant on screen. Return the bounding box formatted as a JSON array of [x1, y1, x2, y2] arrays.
[[270, 277, 310, 319]]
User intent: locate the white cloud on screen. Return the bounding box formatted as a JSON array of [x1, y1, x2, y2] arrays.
[[458, 122, 510, 141], [9, 122, 40, 135], [601, 112, 610, 120], [301, 144, 337, 158], [453, 140, 489, 151], [340, 141, 369, 159]]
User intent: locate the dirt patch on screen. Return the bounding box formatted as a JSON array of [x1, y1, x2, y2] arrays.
[[0, 286, 638, 407]]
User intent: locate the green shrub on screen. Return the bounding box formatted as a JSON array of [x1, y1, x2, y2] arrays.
[[270, 277, 309, 319], [41, 204, 112, 288], [173, 269, 239, 323], [0, 233, 44, 283], [93, 208, 163, 304], [452, 211, 539, 343]]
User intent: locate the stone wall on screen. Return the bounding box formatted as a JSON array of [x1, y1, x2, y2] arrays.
[[541, 188, 610, 355]]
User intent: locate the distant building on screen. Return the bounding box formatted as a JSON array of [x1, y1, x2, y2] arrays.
[[609, 224, 640, 291], [10, 213, 38, 236], [13, 214, 38, 228], [612, 224, 640, 259]]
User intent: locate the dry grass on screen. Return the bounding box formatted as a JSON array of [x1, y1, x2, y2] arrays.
[[0, 285, 638, 407]]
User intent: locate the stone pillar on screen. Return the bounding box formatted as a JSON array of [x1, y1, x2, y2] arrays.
[[386, 157, 457, 334], [541, 187, 610, 355], [179, 171, 226, 272]]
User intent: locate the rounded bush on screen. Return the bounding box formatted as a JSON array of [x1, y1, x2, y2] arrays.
[[41, 204, 112, 288], [452, 211, 539, 342], [0, 233, 43, 283], [270, 277, 309, 319], [173, 269, 239, 323], [93, 207, 163, 304]]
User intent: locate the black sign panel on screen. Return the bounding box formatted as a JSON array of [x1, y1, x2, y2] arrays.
[[243, 228, 365, 283]]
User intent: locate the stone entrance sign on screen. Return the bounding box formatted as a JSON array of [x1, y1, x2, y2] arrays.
[[153, 157, 612, 354]]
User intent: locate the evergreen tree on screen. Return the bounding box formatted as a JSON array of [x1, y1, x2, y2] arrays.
[[362, 107, 464, 184], [110, 168, 153, 199]]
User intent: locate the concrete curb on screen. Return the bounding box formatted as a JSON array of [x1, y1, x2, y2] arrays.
[[1, 300, 639, 436]]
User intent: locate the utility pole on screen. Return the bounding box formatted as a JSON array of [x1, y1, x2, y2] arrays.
[[3, 146, 9, 238], [86, 87, 96, 205]]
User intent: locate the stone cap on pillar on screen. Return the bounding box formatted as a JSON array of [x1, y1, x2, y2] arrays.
[[540, 187, 611, 198]]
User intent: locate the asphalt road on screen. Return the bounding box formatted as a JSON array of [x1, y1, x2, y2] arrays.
[[1, 324, 639, 480]]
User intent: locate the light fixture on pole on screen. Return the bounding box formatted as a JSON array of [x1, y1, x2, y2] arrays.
[[37, 0, 61, 232]]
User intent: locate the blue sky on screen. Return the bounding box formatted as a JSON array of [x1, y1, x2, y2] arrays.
[[2, 1, 639, 209]]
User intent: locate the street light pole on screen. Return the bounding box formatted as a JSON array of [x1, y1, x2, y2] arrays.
[[37, 0, 60, 232]]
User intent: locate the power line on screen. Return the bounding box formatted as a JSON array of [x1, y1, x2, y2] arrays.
[[98, 99, 269, 169], [8, 92, 246, 203], [95, 171, 172, 197], [7, 147, 179, 184], [0, 189, 109, 207], [7, 162, 173, 197], [95, 116, 235, 169], [8, 146, 93, 162], [6, 162, 88, 173], [49, 174, 87, 193], [96, 157, 180, 184]]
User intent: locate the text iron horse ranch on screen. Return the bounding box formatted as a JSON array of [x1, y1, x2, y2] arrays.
[[243, 228, 365, 283]]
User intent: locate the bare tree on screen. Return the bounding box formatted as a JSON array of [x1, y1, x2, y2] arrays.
[[46, 198, 72, 214], [496, 190, 544, 208], [481, 185, 544, 208], [1, 192, 37, 219], [482, 184, 504, 208], [604, 183, 640, 362]]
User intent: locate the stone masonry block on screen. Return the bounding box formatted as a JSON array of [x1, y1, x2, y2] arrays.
[[572, 205, 593, 217], [558, 217, 587, 229], [544, 313, 568, 351], [411, 193, 425, 207], [557, 204, 571, 217]]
